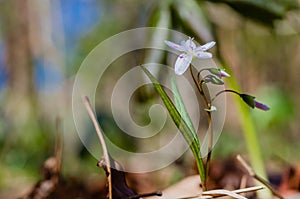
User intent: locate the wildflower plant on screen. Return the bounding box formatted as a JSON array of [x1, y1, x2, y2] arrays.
[[142, 37, 269, 190]]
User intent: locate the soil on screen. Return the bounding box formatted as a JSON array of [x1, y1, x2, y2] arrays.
[[14, 156, 300, 199]]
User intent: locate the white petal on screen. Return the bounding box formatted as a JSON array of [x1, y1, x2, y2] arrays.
[[220, 69, 230, 77], [196, 41, 216, 51], [180, 40, 186, 46], [164, 40, 185, 51], [184, 38, 196, 50], [194, 51, 212, 59], [174, 54, 192, 75]]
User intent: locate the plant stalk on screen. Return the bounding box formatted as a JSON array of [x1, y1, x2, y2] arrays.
[[190, 66, 213, 189]]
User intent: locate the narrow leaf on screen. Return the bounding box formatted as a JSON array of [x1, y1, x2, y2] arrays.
[[141, 65, 206, 184], [171, 76, 197, 136]]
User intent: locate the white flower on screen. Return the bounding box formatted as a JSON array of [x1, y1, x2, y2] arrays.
[[165, 37, 216, 75]]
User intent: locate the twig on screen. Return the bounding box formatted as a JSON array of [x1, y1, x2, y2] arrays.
[[180, 185, 264, 199], [239, 175, 248, 197], [237, 155, 284, 199], [55, 117, 63, 173], [126, 191, 163, 199], [202, 186, 265, 198], [232, 185, 264, 195], [203, 189, 247, 199], [83, 96, 112, 199]]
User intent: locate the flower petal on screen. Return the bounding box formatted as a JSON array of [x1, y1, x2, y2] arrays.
[[254, 100, 270, 111], [164, 40, 185, 51], [208, 68, 230, 78], [184, 38, 196, 51], [194, 51, 212, 59], [174, 54, 192, 75], [180, 40, 186, 46], [196, 41, 216, 51], [219, 69, 230, 77]]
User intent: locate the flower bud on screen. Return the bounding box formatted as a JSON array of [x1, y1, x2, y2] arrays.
[[204, 75, 224, 85], [240, 94, 270, 111], [208, 68, 230, 78], [254, 100, 270, 111]]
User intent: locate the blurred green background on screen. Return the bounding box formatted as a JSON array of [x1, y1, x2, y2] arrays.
[[0, 0, 299, 198]]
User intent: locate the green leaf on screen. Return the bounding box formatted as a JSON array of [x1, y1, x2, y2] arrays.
[[141, 65, 206, 185], [171, 76, 197, 137]]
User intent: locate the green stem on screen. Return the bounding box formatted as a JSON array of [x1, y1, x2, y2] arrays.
[[211, 89, 241, 103], [190, 67, 207, 105], [205, 115, 212, 183], [190, 66, 213, 189]]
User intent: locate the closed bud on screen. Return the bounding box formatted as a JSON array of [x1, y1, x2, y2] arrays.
[[254, 100, 270, 111], [208, 68, 230, 78], [240, 94, 255, 108], [204, 75, 224, 85]]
